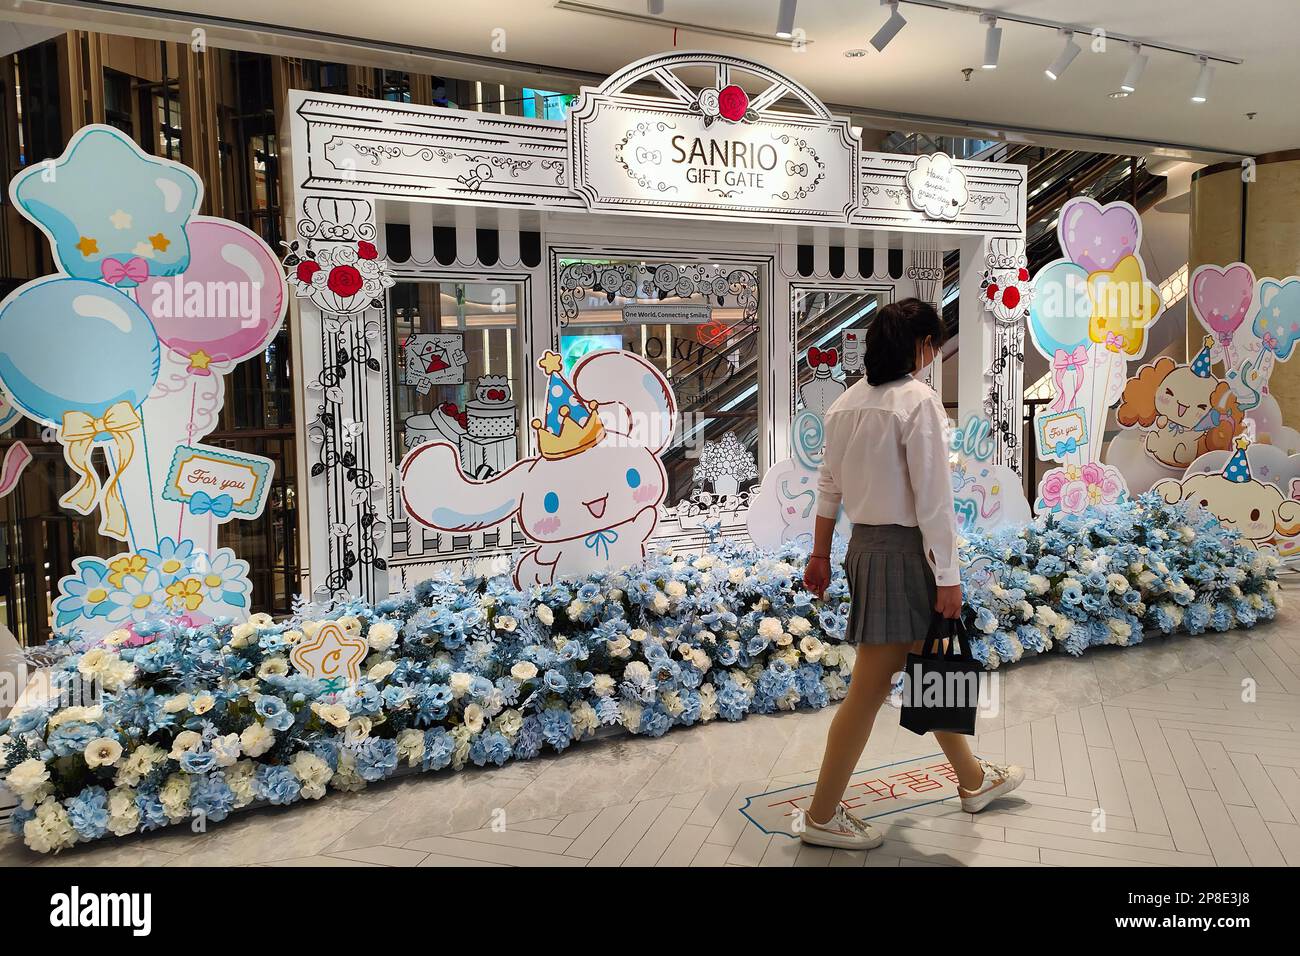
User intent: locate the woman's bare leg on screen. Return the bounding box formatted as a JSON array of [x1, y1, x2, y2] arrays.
[[807, 642, 911, 825], [932, 731, 985, 791], [903, 637, 987, 790]]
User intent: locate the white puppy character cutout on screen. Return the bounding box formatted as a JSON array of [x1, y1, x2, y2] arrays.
[[401, 349, 677, 586], [1154, 438, 1300, 552]]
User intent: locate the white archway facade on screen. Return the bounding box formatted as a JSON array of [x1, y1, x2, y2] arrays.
[[284, 51, 1027, 601]]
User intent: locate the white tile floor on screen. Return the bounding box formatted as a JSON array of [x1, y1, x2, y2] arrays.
[[4, 600, 1298, 867]]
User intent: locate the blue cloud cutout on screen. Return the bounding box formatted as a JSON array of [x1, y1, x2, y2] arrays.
[[10, 124, 202, 285]]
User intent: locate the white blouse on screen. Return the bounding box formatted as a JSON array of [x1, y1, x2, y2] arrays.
[[815, 376, 960, 586]]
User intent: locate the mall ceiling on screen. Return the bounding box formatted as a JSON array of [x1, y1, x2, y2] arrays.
[[13, 0, 1300, 157]]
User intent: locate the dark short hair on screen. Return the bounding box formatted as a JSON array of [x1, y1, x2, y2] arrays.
[[862, 297, 945, 386]]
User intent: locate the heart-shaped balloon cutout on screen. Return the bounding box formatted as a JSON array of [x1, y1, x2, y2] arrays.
[[1086, 254, 1163, 357], [1059, 197, 1139, 273], [1191, 262, 1256, 341]]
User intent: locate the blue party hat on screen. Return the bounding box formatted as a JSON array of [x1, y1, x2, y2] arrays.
[[1223, 437, 1252, 484], [531, 350, 603, 460], [1191, 334, 1214, 379]]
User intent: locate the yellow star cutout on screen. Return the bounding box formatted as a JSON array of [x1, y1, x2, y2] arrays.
[[188, 349, 213, 371], [289, 621, 368, 687], [76, 236, 99, 257], [149, 232, 170, 251], [109, 209, 132, 230], [538, 350, 564, 375], [1235, 436, 1251, 451]]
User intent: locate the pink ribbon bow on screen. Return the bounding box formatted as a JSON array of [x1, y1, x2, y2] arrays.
[[100, 256, 149, 286], [1051, 345, 1088, 411], [1104, 331, 1125, 352]]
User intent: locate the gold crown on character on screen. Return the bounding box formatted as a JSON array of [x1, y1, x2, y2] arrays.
[[532, 350, 604, 460]]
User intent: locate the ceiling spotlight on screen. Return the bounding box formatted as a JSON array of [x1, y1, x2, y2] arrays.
[[870, 0, 907, 53], [1192, 56, 1214, 102], [1120, 43, 1148, 93], [776, 0, 797, 38], [647, 0, 664, 14], [981, 14, 1002, 70], [1045, 29, 1081, 80]]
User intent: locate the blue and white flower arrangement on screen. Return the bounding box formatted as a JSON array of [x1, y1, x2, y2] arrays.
[[0, 494, 1279, 853]]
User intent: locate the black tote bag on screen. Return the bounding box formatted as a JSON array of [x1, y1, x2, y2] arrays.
[[898, 615, 981, 736]]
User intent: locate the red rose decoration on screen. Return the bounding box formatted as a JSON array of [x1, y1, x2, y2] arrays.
[[985, 283, 998, 300], [357, 240, 378, 260], [296, 260, 321, 284], [1018, 267, 1030, 282], [718, 85, 749, 122], [1001, 286, 1021, 310], [327, 264, 364, 298]]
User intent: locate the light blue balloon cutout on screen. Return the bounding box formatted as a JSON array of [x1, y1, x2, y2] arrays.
[[10, 125, 201, 286], [1028, 259, 1093, 357], [1253, 278, 1300, 361], [0, 277, 159, 428]]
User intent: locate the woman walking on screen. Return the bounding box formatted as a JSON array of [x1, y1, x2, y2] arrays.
[[800, 298, 1023, 850]]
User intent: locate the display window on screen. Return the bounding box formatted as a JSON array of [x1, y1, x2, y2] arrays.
[[793, 286, 893, 414], [389, 279, 525, 480], [555, 258, 762, 512]]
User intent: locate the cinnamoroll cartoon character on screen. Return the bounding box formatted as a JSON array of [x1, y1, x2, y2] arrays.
[[1153, 439, 1300, 551], [400, 349, 677, 587]]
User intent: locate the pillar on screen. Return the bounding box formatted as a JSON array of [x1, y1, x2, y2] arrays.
[[1189, 150, 1300, 423]]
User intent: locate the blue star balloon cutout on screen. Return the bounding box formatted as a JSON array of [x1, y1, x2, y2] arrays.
[[10, 124, 202, 286]]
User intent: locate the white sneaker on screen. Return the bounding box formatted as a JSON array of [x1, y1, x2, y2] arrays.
[[799, 807, 884, 850], [958, 758, 1025, 813]]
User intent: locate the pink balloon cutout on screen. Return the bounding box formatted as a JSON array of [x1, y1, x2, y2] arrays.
[[1191, 263, 1256, 340], [134, 218, 286, 370], [1058, 197, 1139, 273]]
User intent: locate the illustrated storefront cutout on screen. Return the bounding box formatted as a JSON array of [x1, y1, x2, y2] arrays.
[[285, 51, 1027, 602]]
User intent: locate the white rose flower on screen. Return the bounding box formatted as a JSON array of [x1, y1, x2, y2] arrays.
[[210, 733, 242, 768], [650, 592, 670, 614], [23, 798, 77, 853], [225, 760, 258, 807], [787, 616, 812, 636], [192, 694, 215, 715], [258, 657, 289, 680], [665, 581, 687, 601], [757, 617, 783, 640], [462, 704, 486, 734], [163, 693, 192, 714], [450, 672, 473, 698], [369, 659, 397, 682], [5, 758, 51, 798], [567, 599, 586, 620], [493, 708, 524, 740], [107, 787, 140, 836], [240, 723, 276, 758], [230, 622, 256, 647], [159, 773, 191, 821], [368, 621, 398, 651], [607, 635, 632, 658], [536, 604, 554, 626], [510, 661, 538, 681], [290, 752, 334, 799], [495, 615, 518, 632], [624, 661, 651, 685], [592, 673, 616, 697], [396, 728, 425, 768], [571, 701, 599, 738]]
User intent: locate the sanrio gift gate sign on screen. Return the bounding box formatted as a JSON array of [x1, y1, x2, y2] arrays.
[[569, 52, 859, 224]]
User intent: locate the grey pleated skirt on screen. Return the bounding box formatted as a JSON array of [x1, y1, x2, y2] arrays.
[[842, 524, 937, 645]]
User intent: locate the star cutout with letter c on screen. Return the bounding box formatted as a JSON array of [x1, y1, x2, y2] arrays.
[[289, 621, 368, 688]]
